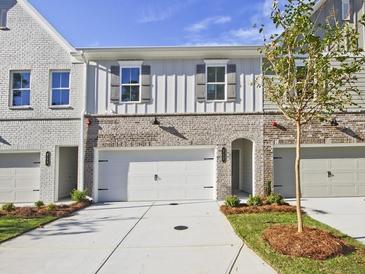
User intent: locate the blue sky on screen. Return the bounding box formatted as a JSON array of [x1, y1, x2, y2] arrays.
[[29, 0, 276, 48]]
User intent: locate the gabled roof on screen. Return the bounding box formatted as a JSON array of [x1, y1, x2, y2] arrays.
[[17, 0, 77, 54]]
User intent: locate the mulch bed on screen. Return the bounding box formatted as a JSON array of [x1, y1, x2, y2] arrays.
[[262, 224, 355, 260], [220, 204, 297, 215], [0, 201, 91, 218]]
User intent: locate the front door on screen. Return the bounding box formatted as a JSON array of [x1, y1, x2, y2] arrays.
[[231, 150, 240, 191]]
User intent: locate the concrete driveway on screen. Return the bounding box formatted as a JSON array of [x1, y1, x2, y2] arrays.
[[0, 201, 274, 274], [292, 197, 365, 244]]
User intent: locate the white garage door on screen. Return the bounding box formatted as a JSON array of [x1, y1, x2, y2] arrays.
[[97, 148, 215, 202], [0, 153, 41, 203], [274, 147, 365, 198]]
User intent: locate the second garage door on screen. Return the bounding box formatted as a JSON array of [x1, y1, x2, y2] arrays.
[[97, 148, 215, 202], [274, 146, 365, 198], [0, 153, 41, 203]]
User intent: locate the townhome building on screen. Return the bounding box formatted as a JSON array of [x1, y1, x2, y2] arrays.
[[0, 0, 364, 203]]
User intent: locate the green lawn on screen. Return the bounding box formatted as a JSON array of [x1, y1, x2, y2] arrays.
[[0, 216, 57, 243], [227, 212, 365, 274]]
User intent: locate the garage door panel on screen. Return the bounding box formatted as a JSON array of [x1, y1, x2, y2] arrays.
[[98, 148, 215, 201], [358, 171, 365, 181], [358, 185, 365, 196], [331, 186, 357, 196], [331, 171, 357, 183], [0, 153, 40, 203], [302, 159, 328, 170], [330, 159, 357, 169], [302, 185, 330, 197], [301, 170, 328, 183]]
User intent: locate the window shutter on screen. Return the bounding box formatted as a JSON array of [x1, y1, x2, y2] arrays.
[[227, 64, 237, 101], [110, 65, 120, 103], [0, 9, 7, 30], [141, 65, 152, 102], [196, 64, 206, 101]]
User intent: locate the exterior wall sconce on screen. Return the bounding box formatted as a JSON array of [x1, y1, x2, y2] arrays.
[[45, 151, 51, 166], [222, 147, 227, 163], [272, 121, 287, 131], [330, 118, 339, 126], [272, 121, 278, 127], [153, 116, 160, 125]]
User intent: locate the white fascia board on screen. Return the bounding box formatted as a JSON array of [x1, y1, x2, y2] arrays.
[[204, 59, 229, 65], [118, 60, 144, 66], [18, 0, 77, 54]]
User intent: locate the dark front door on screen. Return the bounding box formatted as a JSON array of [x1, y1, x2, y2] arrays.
[[231, 150, 240, 191]]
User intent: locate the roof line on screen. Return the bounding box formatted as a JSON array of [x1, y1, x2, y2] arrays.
[[17, 0, 76, 53], [77, 45, 263, 51]]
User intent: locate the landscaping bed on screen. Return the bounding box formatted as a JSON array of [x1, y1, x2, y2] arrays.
[[221, 203, 296, 215], [227, 212, 365, 274]]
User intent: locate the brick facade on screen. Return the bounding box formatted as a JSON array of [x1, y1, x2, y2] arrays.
[[0, 1, 84, 202], [263, 112, 365, 187], [84, 114, 265, 199]]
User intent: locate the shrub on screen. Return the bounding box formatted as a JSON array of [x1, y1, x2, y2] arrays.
[[34, 201, 45, 208], [2, 203, 15, 212], [247, 195, 262, 206], [266, 180, 272, 195], [224, 195, 240, 207], [70, 189, 88, 202], [267, 193, 285, 205], [47, 203, 57, 211]]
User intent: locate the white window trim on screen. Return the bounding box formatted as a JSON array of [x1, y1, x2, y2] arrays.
[[119, 66, 142, 104], [205, 64, 227, 102], [10, 70, 31, 108], [49, 70, 71, 108], [342, 0, 351, 21]]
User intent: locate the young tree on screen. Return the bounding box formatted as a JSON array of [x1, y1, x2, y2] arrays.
[[261, 0, 365, 232]]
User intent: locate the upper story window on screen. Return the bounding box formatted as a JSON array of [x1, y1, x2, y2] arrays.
[[121, 67, 140, 102], [206, 66, 226, 101], [11, 71, 31, 107], [0, 9, 7, 30], [51, 71, 70, 106], [342, 0, 351, 21]]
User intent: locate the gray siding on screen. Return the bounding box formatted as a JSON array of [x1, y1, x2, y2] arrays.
[[86, 58, 263, 115]]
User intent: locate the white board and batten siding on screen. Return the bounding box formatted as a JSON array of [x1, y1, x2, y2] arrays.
[[86, 58, 263, 115]]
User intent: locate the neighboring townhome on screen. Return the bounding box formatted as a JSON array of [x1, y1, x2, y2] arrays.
[[0, 0, 85, 203], [264, 0, 365, 198], [81, 47, 265, 201]]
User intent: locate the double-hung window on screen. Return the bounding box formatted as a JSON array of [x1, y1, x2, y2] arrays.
[[51, 71, 70, 106], [11, 71, 31, 107], [342, 0, 351, 21], [121, 67, 140, 102], [207, 66, 226, 101]]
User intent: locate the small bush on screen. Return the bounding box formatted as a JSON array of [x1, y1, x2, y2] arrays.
[[267, 193, 284, 205], [47, 203, 57, 211], [247, 195, 262, 206], [34, 201, 45, 208], [224, 195, 240, 207], [266, 180, 272, 195], [71, 189, 88, 202], [2, 203, 15, 212]]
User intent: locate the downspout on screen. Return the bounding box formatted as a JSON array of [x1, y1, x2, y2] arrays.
[[78, 52, 88, 191]]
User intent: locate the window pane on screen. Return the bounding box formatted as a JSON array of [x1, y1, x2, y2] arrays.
[[207, 84, 216, 100], [52, 89, 61, 105], [130, 68, 140, 84], [22, 89, 30, 105], [121, 86, 130, 101], [216, 84, 225, 100], [207, 67, 216, 82], [12, 73, 22, 89], [60, 72, 70, 88], [216, 67, 225, 82], [121, 68, 130, 84], [52, 72, 61, 88], [12, 90, 22, 106], [130, 86, 139, 101], [61, 89, 70, 105]]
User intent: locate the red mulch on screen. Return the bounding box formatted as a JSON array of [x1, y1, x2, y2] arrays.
[[220, 204, 297, 215], [0, 202, 91, 218], [262, 224, 354, 260]]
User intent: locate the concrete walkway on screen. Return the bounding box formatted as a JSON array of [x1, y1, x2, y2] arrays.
[[289, 197, 365, 244], [0, 201, 275, 274]]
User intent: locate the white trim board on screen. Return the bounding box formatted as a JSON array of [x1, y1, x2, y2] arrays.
[[273, 143, 365, 148]]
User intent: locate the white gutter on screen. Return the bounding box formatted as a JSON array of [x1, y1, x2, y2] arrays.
[[78, 52, 88, 191]]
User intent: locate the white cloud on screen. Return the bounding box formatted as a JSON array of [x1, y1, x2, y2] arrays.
[[185, 16, 231, 32], [139, 0, 196, 23], [263, 0, 274, 17]]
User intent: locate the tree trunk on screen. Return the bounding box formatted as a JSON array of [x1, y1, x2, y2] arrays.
[[295, 121, 304, 233]]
